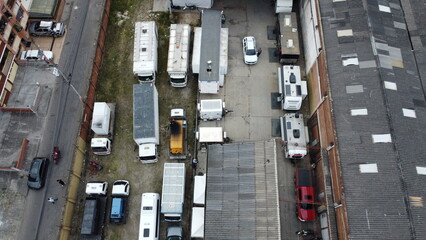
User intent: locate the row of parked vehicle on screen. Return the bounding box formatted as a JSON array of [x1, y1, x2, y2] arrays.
[[80, 180, 129, 238]]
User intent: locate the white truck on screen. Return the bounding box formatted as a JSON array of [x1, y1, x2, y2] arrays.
[[197, 99, 227, 121], [161, 163, 185, 222], [277, 65, 307, 111], [193, 173, 206, 206], [91, 102, 116, 155], [134, 21, 158, 83], [280, 113, 308, 160], [167, 24, 191, 87], [192, 10, 229, 94], [110, 180, 130, 224], [276, 12, 300, 64], [133, 83, 159, 163]]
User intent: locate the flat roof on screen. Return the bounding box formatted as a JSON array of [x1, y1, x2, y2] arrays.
[[199, 10, 221, 83]]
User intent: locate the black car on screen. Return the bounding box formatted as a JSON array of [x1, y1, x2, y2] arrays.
[[28, 21, 65, 37], [27, 157, 49, 190]]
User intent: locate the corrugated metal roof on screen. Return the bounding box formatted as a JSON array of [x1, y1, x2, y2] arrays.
[[319, 0, 426, 237], [205, 141, 281, 240]]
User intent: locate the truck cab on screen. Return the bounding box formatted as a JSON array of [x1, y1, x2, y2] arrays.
[[85, 181, 108, 196], [139, 144, 158, 163], [91, 138, 111, 155]]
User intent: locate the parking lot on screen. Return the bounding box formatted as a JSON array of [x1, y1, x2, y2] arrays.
[[0, 0, 318, 239]]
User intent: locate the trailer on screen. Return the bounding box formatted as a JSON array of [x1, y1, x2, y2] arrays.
[[167, 24, 191, 87], [134, 21, 158, 83], [197, 99, 226, 121], [277, 65, 307, 111], [170, 109, 187, 160], [91, 102, 116, 155], [133, 83, 159, 163], [276, 12, 300, 64], [161, 163, 186, 222], [280, 113, 308, 160], [193, 173, 206, 206], [194, 10, 229, 94]]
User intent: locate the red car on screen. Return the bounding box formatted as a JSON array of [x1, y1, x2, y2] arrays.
[[295, 168, 316, 221]]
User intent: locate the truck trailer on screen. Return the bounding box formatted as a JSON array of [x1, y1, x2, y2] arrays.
[[161, 163, 185, 222], [169, 109, 187, 160], [133, 83, 159, 163], [276, 12, 300, 64], [110, 180, 130, 224], [167, 24, 191, 87], [134, 21, 158, 83], [193, 10, 229, 94], [277, 65, 307, 111], [280, 113, 308, 160], [90, 102, 116, 155]]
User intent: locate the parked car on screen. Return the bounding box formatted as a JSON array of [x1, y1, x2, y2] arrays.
[[28, 21, 65, 37], [27, 157, 49, 190], [20, 50, 53, 62], [295, 168, 316, 221], [242, 36, 258, 65]]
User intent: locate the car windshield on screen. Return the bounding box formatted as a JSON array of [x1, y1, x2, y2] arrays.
[[246, 48, 256, 55], [301, 203, 314, 210]]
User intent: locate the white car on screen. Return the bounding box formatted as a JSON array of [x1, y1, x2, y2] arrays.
[[20, 50, 53, 61], [242, 36, 258, 65]]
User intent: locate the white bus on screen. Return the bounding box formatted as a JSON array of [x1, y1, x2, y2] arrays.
[[139, 193, 161, 240]]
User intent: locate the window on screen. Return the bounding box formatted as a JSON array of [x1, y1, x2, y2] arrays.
[[16, 7, 24, 22], [143, 228, 149, 237]]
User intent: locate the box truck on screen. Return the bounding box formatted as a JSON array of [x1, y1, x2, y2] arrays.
[[276, 12, 300, 64], [110, 180, 130, 224], [81, 182, 108, 239], [134, 21, 158, 83], [280, 113, 308, 159], [277, 65, 307, 111], [170, 109, 187, 160], [161, 163, 185, 222], [133, 83, 159, 163], [90, 102, 116, 155], [167, 24, 191, 87]]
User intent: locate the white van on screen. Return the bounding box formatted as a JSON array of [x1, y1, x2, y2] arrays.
[[20, 50, 53, 61], [85, 181, 108, 196], [139, 193, 160, 240]]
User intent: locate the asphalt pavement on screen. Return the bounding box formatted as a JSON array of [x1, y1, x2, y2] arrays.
[[18, 0, 107, 239]]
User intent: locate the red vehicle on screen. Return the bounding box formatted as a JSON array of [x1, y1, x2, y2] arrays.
[[295, 168, 316, 221]]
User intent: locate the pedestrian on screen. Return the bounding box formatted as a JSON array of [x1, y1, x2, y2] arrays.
[[257, 48, 262, 57], [57, 179, 65, 186], [192, 158, 198, 170], [48, 197, 58, 204]]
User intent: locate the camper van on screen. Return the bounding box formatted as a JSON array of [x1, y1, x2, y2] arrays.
[[280, 113, 308, 159], [139, 193, 161, 240]]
